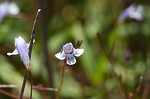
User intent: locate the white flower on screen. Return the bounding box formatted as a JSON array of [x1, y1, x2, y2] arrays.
[[55, 42, 84, 65], [7, 36, 30, 66], [118, 4, 143, 22], [0, 1, 19, 22]]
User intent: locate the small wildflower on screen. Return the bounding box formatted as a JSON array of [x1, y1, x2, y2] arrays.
[[7, 36, 30, 69], [0, 1, 19, 22], [55, 42, 84, 65], [118, 4, 143, 22]]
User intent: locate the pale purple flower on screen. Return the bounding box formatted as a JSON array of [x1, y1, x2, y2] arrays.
[[0, 1, 19, 22], [7, 36, 30, 66], [118, 4, 143, 22], [55, 43, 84, 65]]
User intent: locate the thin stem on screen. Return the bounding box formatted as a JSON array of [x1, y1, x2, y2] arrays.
[[28, 9, 41, 58], [0, 89, 18, 99], [0, 85, 18, 88], [97, 32, 128, 99], [0, 84, 57, 91], [56, 63, 65, 99], [135, 76, 143, 99], [142, 74, 150, 99], [29, 71, 32, 99], [19, 69, 28, 99]]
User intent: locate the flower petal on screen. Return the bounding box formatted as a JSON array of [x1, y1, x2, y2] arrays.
[[55, 52, 66, 60], [66, 56, 76, 65], [15, 36, 28, 55], [15, 36, 30, 65], [0, 2, 9, 22], [8, 2, 19, 15], [74, 48, 84, 57], [7, 49, 18, 56], [21, 54, 30, 66], [62, 42, 74, 54]]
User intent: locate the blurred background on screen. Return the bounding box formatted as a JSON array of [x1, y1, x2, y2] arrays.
[[0, 0, 150, 99]]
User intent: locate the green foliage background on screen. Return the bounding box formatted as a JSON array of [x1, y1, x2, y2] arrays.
[[1, 0, 150, 98]]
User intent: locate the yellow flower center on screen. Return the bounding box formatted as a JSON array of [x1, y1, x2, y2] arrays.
[[64, 48, 72, 53]]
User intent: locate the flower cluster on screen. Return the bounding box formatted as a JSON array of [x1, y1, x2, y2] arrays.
[[55, 43, 84, 65]]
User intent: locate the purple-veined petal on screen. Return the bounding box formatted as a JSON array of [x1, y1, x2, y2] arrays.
[[55, 51, 66, 60], [15, 36, 30, 65], [15, 36, 28, 56], [7, 36, 30, 66], [7, 49, 18, 56], [66, 56, 76, 65], [74, 48, 84, 57], [21, 54, 30, 66], [55, 42, 84, 65], [62, 42, 74, 54]]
